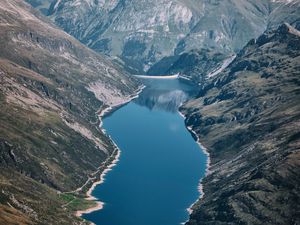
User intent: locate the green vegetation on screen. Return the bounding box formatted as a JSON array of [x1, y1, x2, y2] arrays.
[[59, 193, 97, 211]]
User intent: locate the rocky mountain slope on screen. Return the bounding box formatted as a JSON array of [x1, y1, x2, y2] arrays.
[[148, 48, 234, 84], [24, 0, 53, 15], [27, 0, 297, 74], [42, 0, 204, 74], [181, 23, 300, 225], [0, 0, 140, 224], [268, 0, 300, 30]]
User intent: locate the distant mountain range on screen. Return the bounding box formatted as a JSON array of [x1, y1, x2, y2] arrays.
[[27, 0, 300, 74]]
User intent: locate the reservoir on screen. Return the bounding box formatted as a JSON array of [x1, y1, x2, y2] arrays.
[[82, 78, 208, 225]]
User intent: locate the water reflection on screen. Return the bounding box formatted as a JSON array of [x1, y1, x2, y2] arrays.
[[82, 77, 206, 225], [134, 79, 198, 113]]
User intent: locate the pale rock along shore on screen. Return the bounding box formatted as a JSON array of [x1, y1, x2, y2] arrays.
[[75, 85, 145, 220]]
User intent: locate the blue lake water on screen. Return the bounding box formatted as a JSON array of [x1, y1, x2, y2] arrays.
[[82, 79, 207, 225]]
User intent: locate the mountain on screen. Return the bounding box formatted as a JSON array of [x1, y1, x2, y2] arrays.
[[27, 0, 295, 74], [24, 0, 53, 15], [42, 0, 204, 74], [180, 23, 300, 225], [149, 0, 300, 84], [148, 48, 234, 84], [0, 0, 140, 224], [268, 0, 300, 30]]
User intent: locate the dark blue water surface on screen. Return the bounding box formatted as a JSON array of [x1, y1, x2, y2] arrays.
[[83, 79, 207, 225]]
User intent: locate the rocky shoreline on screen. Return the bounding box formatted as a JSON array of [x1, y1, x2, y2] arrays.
[[178, 110, 211, 215], [75, 85, 145, 221]]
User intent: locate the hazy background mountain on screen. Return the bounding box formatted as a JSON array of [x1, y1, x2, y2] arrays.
[[27, 0, 300, 75]]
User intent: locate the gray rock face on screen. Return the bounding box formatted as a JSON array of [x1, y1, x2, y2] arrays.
[[175, 0, 270, 53], [45, 0, 203, 73], [268, 0, 300, 30], [28, 0, 299, 74]]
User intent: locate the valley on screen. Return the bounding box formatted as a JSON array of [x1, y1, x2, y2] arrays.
[[0, 1, 299, 225]]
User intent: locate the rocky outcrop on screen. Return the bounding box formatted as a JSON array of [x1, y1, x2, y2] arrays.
[[181, 23, 300, 225]]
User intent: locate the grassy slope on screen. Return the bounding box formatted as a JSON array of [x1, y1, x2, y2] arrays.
[[181, 24, 300, 225], [0, 0, 139, 224]]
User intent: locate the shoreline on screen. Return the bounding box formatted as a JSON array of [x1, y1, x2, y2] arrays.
[[76, 84, 204, 224], [177, 110, 211, 217], [98, 85, 146, 129], [75, 85, 145, 220], [75, 148, 121, 217], [134, 74, 179, 79]]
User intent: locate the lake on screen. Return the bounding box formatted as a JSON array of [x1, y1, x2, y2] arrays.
[[82, 78, 208, 225]]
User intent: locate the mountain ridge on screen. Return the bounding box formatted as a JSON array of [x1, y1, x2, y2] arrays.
[[181, 22, 300, 225], [0, 1, 140, 224], [27, 0, 299, 74]]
